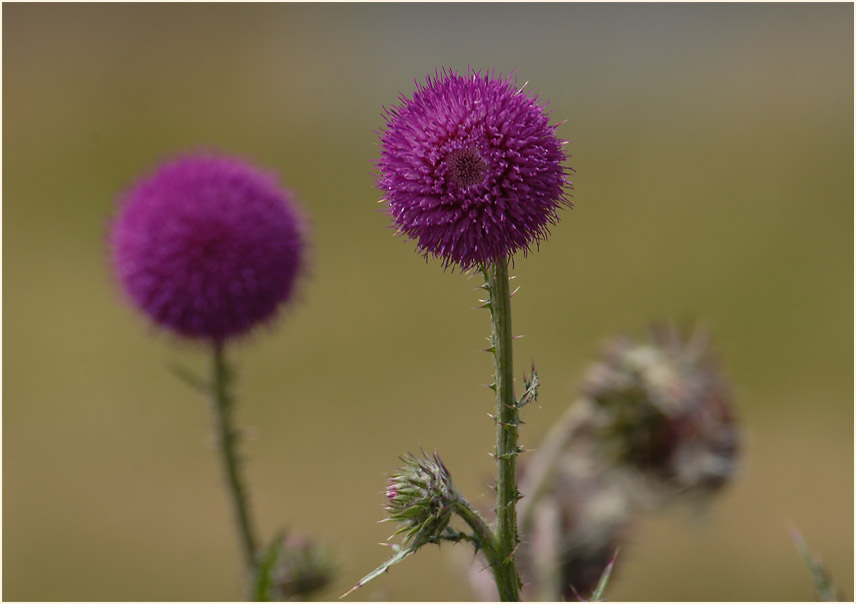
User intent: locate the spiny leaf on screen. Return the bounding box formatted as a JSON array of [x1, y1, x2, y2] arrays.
[[517, 367, 540, 408], [589, 548, 619, 602], [789, 524, 837, 601], [168, 363, 210, 395], [340, 545, 416, 598]]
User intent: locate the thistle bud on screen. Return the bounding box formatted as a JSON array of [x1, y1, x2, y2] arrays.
[[274, 534, 336, 601], [385, 451, 458, 549]]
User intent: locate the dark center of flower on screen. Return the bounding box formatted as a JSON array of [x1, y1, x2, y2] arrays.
[[446, 147, 488, 188]]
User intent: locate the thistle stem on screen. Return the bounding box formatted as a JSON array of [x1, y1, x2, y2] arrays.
[[211, 342, 259, 594], [484, 260, 522, 601], [452, 497, 499, 559]]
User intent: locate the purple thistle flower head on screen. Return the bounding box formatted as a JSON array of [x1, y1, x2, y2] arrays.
[[377, 68, 571, 269], [110, 153, 307, 343]]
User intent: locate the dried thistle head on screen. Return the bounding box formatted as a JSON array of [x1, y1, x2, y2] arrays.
[[583, 324, 738, 497]]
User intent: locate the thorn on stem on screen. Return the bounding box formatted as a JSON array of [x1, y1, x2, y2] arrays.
[[503, 542, 520, 563]]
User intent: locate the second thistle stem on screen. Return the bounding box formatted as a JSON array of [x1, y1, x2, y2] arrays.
[[211, 342, 260, 592], [485, 260, 522, 601]]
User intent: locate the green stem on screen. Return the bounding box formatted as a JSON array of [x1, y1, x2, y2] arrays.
[[453, 497, 499, 560], [211, 342, 260, 595], [484, 260, 522, 601]]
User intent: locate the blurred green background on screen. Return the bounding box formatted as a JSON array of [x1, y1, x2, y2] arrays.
[[3, 3, 852, 601]]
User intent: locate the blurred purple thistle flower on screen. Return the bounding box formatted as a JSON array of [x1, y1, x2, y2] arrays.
[[110, 153, 307, 342], [377, 68, 571, 269]]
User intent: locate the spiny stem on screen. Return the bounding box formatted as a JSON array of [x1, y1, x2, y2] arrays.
[[453, 497, 499, 560], [484, 260, 522, 601], [211, 342, 260, 595], [452, 496, 520, 597]]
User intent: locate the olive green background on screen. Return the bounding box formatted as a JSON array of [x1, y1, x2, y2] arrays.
[[4, 3, 852, 601]]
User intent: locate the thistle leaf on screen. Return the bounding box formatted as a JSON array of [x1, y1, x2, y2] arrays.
[[168, 362, 211, 395], [517, 367, 540, 408], [789, 525, 837, 601], [340, 545, 416, 598], [589, 548, 618, 602]]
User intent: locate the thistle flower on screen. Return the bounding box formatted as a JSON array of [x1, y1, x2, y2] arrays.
[[385, 451, 458, 549], [110, 153, 306, 342], [378, 68, 571, 269]]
